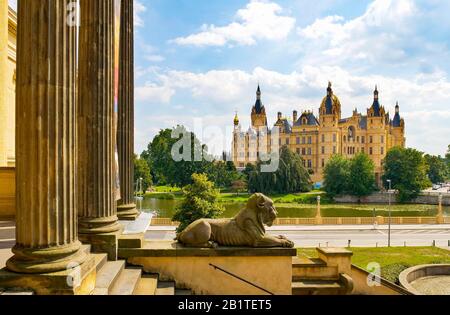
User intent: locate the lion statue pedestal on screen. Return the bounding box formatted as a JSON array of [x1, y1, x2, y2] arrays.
[[177, 193, 294, 249]]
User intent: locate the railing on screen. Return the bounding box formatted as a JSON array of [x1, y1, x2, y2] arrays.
[[150, 216, 448, 226], [209, 263, 274, 295]]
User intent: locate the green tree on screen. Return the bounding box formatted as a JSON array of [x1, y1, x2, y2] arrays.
[[141, 126, 212, 187], [323, 155, 350, 198], [383, 147, 431, 203], [134, 155, 152, 194], [248, 146, 311, 194], [347, 153, 376, 199], [446, 145, 450, 179], [231, 180, 248, 195], [424, 154, 447, 184], [243, 163, 257, 181], [173, 173, 224, 233]]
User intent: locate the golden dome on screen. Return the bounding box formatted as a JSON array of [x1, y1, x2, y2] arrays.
[[234, 113, 240, 126]]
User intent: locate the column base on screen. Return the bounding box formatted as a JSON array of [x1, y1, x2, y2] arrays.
[[79, 228, 123, 261], [0, 246, 97, 295], [117, 203, 140, 221], [5, 241, 87, 275]]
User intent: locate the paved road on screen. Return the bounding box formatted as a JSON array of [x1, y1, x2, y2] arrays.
[[146, 225, 450, 248], [2, 220, 450, 249]]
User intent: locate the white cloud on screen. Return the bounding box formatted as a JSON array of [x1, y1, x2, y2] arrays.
[[297, 0, 419, 68], [134, 0, 147, 27], [145, 55, 165, 63], [135, 65, 450, 156], [171, 0, 296, 47], [135, 83, 174, 104]]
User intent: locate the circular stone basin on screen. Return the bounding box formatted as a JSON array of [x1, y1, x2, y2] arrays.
[[399, 265, 450, 295]]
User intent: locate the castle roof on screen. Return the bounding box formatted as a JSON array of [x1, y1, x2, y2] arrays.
[[392, 102, 402, 127], [294, 112, 319, 126], [371, 85, 381, 117]]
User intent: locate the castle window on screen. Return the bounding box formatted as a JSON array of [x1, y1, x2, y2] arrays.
[[357, 136, 360, 143], [296, 148, 300, 155], [302, 148, 306, 155], [362, 136, 365, 144], [333, 134, 337, 142], [321, 146, 325, 154], [308, 148, 312, 155], [308, 137, 312, 144], [333, 146, 336, 154], [361, 147, 365, 154], [322, 159, 325, 168], [343, 136, 346, 142], [381, 136, 384, 144], [369, 147, 373, 155], [296, 137, 300, 145], [381, 147, 384, 155], [286, 138, 290, 145], [302, 137, 306, 144], [370, 136, 373, 144], [308, 160, 312, 169], [322, 134, 325, 143], [303, 160, 306, 167]]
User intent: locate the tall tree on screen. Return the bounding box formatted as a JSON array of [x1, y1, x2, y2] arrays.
[[141, 126, 212, 187], [248, 146, 311, 194], [424, 154, 447, 184], [347, 153, 376, 199], [173, 173, 224, 233], [383, 147, 431, 202], [323, 155, 350, 198], [134, 154, 152, 194]]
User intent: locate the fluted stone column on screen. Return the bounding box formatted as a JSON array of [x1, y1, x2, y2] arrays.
[[117, 0, 139, 220], [6, 0, 87, 274], [78, 0, 122, 260], [0, 0, 8, 167]]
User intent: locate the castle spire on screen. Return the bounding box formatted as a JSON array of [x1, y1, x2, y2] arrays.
[[374, 85, 379, 99], [256, 84, 261, 100], [234, 111, 240, 126]]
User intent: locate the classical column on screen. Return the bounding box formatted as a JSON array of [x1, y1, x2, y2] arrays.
[[117, 0, 139, 220], [78, 0, 122, 260], [0, 0, 8, 167], [6, 0, 87, 274]]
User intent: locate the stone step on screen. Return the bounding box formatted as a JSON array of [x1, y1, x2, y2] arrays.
[[175, 289, 193, 296], [155, 281, 175, 296], [292, 257, 339, 280], [292, 256, 327, 267], [133, 274, 158, 296], [92, 253, 108, 272], [110, 269, 142, 295], [92, 261, 125, 295], [292, 279, 346, 295]]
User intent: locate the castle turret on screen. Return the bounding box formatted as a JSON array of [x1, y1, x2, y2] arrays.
[[251, 85, 268, 129]]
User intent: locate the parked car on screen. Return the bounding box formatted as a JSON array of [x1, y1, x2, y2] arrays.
[[432, 184, 441, 190]]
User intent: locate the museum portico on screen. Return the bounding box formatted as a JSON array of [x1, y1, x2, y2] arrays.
[[0, 0, 139, 294]]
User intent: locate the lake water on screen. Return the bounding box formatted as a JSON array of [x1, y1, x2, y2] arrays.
[[139, 197, 450, 219]]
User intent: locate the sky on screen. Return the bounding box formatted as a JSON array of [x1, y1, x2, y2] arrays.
[[9, 0, 450, 157]]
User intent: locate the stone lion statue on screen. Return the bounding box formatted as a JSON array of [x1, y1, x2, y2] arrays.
[[176, 193, 294, 248]]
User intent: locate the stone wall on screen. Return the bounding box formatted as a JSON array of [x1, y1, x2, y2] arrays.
[[0, 167, 14, 218], [335, 192, 450, 206]]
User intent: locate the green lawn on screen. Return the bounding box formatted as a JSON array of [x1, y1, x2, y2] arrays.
[[297, 247, 450, 283]]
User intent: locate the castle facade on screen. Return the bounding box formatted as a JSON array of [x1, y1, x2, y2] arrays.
[[232, 83, 406, 185]]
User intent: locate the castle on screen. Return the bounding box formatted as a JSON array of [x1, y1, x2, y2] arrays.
[[232, 83, 406, 185]]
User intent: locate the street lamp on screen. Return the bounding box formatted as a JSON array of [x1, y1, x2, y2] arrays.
[[387, 179, 392, 247]]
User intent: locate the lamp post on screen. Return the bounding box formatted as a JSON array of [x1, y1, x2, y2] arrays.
[[387, 179, 392, 247]]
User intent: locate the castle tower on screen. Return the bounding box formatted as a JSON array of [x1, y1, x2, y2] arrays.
[[391, 102, 405, 147], [318, 82, 341, 177], [251, 85, 268, 129]]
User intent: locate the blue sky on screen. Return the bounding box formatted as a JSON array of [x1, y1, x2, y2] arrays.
[[9, 0, 450, 157]]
